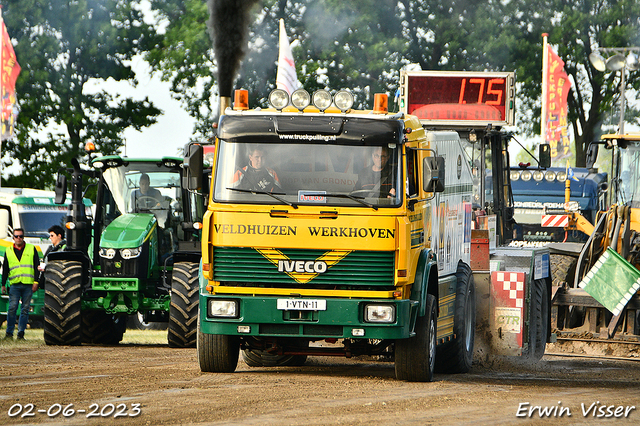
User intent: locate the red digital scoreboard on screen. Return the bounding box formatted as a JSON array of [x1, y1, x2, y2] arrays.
[[400, 70, 516, 127]]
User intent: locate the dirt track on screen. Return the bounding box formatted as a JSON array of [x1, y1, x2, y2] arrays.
[[1, 331, 640, 426]]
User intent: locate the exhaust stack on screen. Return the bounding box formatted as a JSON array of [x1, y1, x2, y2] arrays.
[[219, 96, 231, 116]]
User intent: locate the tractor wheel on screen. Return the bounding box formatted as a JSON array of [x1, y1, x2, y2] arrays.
[[395, 294, 437, 382], [82, 311, 127, 344], [43, 260, 83, 346], [127, 313, 167, 330], [435, 262, 476, 373], [526, 279, 550, 361], [197, 318, 240, 373], [550, 254, 577, 287], [168, 262, 199, 348]]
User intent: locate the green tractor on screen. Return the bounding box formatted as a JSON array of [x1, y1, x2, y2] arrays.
[[44, 145, 206, 347]]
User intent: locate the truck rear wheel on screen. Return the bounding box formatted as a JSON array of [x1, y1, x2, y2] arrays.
[[82, 312, 126, 344], [43, 260, 82, 346], [197, 320, 240, 373], [435, 262, 476, 373], [395, 294, 437, 382], [168, 262, 199, 348]]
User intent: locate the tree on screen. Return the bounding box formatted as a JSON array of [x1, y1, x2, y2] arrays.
[[1, 0, 162, 189], [149, 0, 640, 168]]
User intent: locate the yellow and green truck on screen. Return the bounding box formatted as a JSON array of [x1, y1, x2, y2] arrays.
[[192, 71, 552, 381]]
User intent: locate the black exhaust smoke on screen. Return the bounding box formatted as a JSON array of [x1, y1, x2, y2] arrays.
[[207, 0, 260, 101]]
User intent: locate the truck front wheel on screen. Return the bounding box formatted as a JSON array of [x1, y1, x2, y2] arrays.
[[168, 262, 199, 348], [43, 260, 83, 346], [197, 321, 240, 373], [395, 294, 437, 382]]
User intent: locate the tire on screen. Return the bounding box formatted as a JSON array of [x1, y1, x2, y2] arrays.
[[550, 254, 577, 287], [197, 318, 240, 373], [395, 294, 437, 382], [168, 262, 199, 348], [127, 312, 168, 330], [242, 340, 309, 367], [82, 311, 127, 344], [435, 262, 476, 374], [527, 279, 549, 361], [43, 260, 83, 346]]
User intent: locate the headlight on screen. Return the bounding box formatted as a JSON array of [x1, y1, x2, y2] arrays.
[[510, 170, 520, 181], [291, 89, 311, 110], [520, 170, 532, 181], [99, 248, 116, 259], [269, 89, 289, 110], [334, 90, 354, 111], [544, 171, 556, 182], [120, 247, 142, 259], [533, 170, 544, 181], [312, 90, 332, 111], [364, 304, 395, 323], [556, 171, 567, 182], [208, 300, 239, 318]]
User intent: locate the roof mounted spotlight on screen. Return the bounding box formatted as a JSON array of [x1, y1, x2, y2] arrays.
[[291, 89, 310, 111], [334, 90, 354, 112], [312, 90, 332, 112], [269, 89, 289, 111]]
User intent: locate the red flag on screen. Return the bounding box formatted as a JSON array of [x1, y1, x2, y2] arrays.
[[1, 19, 21, 140], [544, 46, 571, 162]]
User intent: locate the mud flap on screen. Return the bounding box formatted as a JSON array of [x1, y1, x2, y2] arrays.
[[490, 271, 526, 356]]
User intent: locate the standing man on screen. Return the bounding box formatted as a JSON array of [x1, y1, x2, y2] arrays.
[[1, 228, 40, 340], [37, 225, 67, 288]]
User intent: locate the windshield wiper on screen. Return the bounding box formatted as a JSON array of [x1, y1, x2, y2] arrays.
[[226, 187, 298, 209], [305, 192, 378, 211]]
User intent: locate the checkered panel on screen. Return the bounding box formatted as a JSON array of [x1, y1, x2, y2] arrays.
[[493, 271, 526, 308]]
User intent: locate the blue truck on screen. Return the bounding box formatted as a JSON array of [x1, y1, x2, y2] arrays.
[[510, 166, 608, 243]]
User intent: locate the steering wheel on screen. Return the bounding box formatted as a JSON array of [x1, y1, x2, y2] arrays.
[[136, 196, 159, 209], [349, 189, 376, 198]]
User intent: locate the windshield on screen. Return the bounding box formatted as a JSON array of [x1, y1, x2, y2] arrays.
[[213, 141, 402, 207], [618, 145, 640, 207], [17, 205, 71, 238], [102, 163, 182, 228]]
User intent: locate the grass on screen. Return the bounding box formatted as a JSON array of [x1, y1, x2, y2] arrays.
[[0, 323, 169, 347]]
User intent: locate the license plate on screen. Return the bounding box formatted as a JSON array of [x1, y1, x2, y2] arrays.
[[277, 299, 327, 311]]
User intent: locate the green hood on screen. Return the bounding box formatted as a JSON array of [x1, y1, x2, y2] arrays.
[[100, 214, 156, 249]]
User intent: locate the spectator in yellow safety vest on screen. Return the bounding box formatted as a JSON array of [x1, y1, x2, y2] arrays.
[[1, 228, 40, 340]]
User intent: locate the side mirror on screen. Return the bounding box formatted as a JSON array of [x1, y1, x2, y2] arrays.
[[423, 156, 445, 193], [538, 144, 551, 168], [585, 143, 599, 169], [54, 173, 67, 204], [183, 143, 204, 190], [0, 209, 9, 240]]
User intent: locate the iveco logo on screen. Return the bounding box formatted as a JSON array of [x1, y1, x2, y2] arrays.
[[277, 260, 328, 274]]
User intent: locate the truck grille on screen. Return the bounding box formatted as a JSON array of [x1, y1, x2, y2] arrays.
[[213, 247, 394, 290]]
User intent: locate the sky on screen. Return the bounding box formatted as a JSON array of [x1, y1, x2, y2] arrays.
[[114, 56, 195, 159]]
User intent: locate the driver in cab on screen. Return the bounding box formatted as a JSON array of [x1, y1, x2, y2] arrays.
[[131, 173, 163, 210], [353, 146, 396, 198], [231, 147, 282, 192]]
